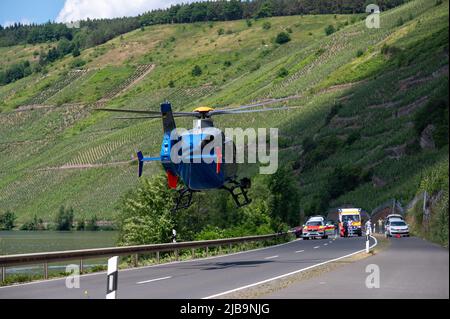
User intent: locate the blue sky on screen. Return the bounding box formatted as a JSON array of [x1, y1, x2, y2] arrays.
[[0, 0, 198, 27], [0, 0, 66, 27]]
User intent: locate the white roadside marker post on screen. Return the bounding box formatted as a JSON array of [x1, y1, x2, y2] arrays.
[[366, 234, 370, 254], [106, 256, 119, 299]]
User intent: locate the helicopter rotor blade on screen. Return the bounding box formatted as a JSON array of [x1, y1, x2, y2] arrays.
[[209, 106, 302, 116], [216, 100, 289, 112], [114, 116, 161, 120], [97, 108, 161, 115], [98, 108, 201, 118]]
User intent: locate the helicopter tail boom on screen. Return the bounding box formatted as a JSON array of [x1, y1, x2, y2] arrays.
[[137, 151, 161, 177]]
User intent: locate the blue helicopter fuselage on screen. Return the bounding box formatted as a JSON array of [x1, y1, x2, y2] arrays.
[[138, 103, 237, 191]]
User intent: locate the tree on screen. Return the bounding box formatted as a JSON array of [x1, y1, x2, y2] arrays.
[[117, 175, 175, 245], [255, 0, 275, 19], [72, 46, 81, 57], [268, 166, 300, 226], [275, 32, 291, 44], [55, 206, 74, 231], [86, 215, 99, 231], [224, 0, 243, 20], [191, 65, 203, 77], [0, 210, 16, 230], [325, 24, 336, 36]]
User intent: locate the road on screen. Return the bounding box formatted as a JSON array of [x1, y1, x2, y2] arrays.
[[0, 236, 373, 299], [0, 235, 447, 299], [267, 236, 449, 299]]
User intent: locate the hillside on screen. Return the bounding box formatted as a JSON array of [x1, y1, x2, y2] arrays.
[[0, 0, 448, 224]]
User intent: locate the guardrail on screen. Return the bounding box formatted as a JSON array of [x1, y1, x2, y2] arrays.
[[0, 232, 291, 283]]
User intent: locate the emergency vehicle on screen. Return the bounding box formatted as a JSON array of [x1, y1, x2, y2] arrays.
[[338, 208, 363, 237]]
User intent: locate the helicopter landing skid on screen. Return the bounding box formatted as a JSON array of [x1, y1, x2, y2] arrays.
[[172, 188, 195, 212], [222, 178, 252, 208]]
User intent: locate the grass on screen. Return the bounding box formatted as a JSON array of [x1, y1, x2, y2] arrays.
[[0, 0, 448, 224]]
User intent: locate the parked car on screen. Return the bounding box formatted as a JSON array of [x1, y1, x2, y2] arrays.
[[302, 219, 327, 240], [292, 226, 303, 238], [385, 219, 410, 237]]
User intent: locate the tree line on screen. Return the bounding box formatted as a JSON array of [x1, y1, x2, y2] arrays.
[[0, 206, 105, 231], [0, 0, 406, 47]]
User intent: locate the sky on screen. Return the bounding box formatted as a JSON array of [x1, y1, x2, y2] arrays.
[[0, 0, 198, 27]]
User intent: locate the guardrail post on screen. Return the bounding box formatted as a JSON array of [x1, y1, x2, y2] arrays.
[[174, 250, 179, 261], [191, 248, 195, 259], [1, 266, 5, 283], [156, 251, 160, 264], [80, 258, 84, 274], [44, 262, 48, 280], [229, 243, 232, 253], [218, 245, 222, 255], [133, 254, 138, 267], [206, 246, 209, 257]]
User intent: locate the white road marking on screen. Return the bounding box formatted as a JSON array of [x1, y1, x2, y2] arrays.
[[323, 243, 328, 246], [314, 246, 320, 249], [264, 255, 279, 260], [203, 236, 378, 299], [137, 276, 172, 285], [329, 241, 333, 244], [295, 250, 305, 253], [0, 237, 299, 290]]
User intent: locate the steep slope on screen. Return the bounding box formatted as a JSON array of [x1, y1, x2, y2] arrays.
[[0, 0, 448, 223]]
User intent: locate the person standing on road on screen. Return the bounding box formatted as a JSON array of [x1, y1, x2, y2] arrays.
[[365, 219, 372, 235], [378, 219, 384, 234]]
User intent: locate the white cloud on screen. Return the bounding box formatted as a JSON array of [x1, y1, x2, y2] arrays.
[[56, 0, 196, 23]]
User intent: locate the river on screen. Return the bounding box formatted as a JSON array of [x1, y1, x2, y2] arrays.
[[0, 231, 119, 275]]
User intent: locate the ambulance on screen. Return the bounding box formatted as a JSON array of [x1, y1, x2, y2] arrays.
[[338, 208, 363, 237]]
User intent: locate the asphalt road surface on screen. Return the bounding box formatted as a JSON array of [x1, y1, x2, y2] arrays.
[[267, 236, 449, 299], [0, 236, 373, 299]]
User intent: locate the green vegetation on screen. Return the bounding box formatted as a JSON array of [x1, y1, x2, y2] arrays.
[[0, 210, 16, 230], [55, 206, 74, 231], [275, 32, 291, 45], [20, 214, 45, 231], [407, 160, 449, 247], [0, 0, 448, 245], [325, 24, 336, 36]]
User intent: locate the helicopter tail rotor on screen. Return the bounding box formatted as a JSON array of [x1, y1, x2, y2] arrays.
[[137, 151, 144, 177]]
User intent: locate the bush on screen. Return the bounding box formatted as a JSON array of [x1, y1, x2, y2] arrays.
[[70, 58, 86, 69], [223, 60, 232, 67], [262, 22, 271, 30], [0, 210, 16, 230], [275, 32, 291, 45], [191, 65, 203, 77], [217, 28, 225, 35], [277, 67, 289, 78], [356, 49, 365, 57], [246, 19, 253, 27], [325, 25, 336, 36], [20, 215, 45, 231]]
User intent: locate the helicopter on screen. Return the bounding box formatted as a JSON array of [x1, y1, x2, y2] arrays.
[[98, 101, 298, 211]]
